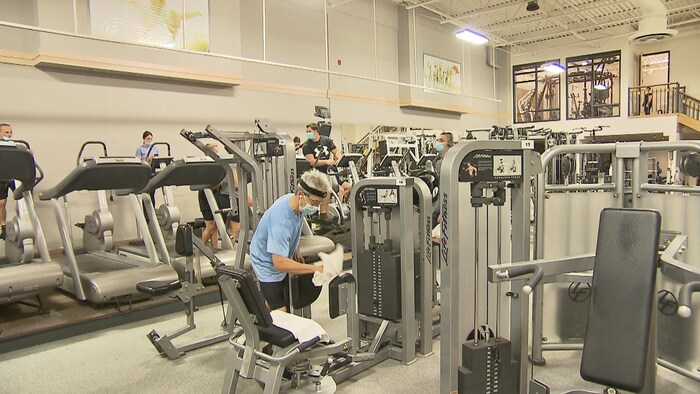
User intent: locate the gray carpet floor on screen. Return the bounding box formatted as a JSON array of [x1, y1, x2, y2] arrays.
[[1, 284, 698, 394]]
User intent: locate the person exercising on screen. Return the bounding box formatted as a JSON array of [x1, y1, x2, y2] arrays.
[[302, 123, 351, 224], [135, 131, 159, 163], [249, 170, 328, 311], [0, 123, 15, 240], [432, 132, 454, 227]]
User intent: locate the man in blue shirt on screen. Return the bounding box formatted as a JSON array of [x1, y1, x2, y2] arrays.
[[250, 169, 330, 311]]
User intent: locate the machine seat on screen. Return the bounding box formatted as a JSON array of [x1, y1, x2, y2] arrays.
[[258, 325, 297, 348], [216, 265, 299, 348], [298, 235, 334, 257], [136, 280, 182, 297]]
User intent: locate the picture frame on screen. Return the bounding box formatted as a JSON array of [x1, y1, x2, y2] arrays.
[[423, 54, 461, 94]]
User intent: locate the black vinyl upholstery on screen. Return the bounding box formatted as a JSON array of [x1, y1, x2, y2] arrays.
[[216, 265, 296, 348], [580, 208, 661, 392], [126, 159, 226, 195], [0, 144, 36, 191], [40, 159, 152, 200], [290, 273, 322, 309]]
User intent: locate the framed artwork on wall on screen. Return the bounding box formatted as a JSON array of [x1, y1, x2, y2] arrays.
[[89, 0, 210, 51], [423, 54, 461, 94]]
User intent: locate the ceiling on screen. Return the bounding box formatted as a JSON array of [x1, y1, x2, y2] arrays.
[[390, 0, 700, 53]]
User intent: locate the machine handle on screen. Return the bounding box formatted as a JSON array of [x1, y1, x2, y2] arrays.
[[76, 141, 108, 165], [496, 265, 544, 295], [146, 142, 171, 157], [677, 281, 700, 318]]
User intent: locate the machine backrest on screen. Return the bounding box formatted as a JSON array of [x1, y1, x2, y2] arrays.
[[580, 208, 661, 392], [40, 158, 152, 200], [0, 143, 36, 190], [296, 158, 312, 177], [215, 265, 274, 328]]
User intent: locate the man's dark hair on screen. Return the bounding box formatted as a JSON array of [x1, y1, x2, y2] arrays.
[[441, 132, 455, 147], [0, 123, 10, 128], [306, 123, 318, 132]]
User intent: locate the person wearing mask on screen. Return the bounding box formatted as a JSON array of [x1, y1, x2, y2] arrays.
[[135, 130, 159, 163], [0, 123, 16, 240], [302, 123, 351, 224], [432, 132, 454, 227], [249, 169, 328, 311], [135, 131, 160, 220]]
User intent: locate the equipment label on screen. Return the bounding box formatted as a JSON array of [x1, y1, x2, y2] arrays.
[[459, 150, 523, 182]]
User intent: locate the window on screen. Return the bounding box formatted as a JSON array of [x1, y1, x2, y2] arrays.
[[513, 61, 561, 123], [566, 51, 621, 120]]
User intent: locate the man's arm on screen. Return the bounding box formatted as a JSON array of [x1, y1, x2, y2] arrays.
[[272, 254, 322, 275], [331, 147, 341, 164], [305, 153, 333, 167]]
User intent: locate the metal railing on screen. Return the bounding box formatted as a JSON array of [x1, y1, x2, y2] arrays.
[[628, 82, 684, 116], [679, 91, 700, 120], [629, 82, 700, 122]]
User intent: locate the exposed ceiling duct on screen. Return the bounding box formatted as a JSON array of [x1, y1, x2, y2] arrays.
[[630, 0, 678, 42]]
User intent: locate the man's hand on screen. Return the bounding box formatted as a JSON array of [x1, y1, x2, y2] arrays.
[[294, 250, 305, 263]]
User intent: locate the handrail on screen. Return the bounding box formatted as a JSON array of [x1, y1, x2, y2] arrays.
[[679, 91, 700, 121], [628, 82, 700, 121]]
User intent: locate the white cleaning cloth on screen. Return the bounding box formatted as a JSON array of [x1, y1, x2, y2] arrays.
[[270, 310, 329, 344], [312, 244, 344, 286]]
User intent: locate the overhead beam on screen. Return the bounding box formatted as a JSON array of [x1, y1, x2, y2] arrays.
[[439, 0, 522, 24], [483, 0, 621, 34], [406, 0, 442, 10]]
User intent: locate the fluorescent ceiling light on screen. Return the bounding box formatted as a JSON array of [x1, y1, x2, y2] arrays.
[[594, 84, 608, 90], [456, 29, 489, 44], [542, 62, 565, 73]]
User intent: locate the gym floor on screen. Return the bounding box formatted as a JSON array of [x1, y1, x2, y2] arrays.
[[1, 283, 699, 393]]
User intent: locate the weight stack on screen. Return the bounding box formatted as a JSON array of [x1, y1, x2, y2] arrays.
[[357, 249, 402, 320], [458, 338, 518, 394]]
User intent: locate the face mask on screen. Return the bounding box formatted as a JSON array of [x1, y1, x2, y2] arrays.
[[300, 195, 319, 216], [144, 141, 152, 146], [307, 132, 314, 140], [1, 137, 11, 141], [435, 142, 445, 152]]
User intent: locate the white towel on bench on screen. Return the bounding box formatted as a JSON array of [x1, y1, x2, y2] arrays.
[[270, 310, 330, 344]]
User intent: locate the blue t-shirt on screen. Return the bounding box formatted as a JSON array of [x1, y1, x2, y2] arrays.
[[135, 144, 159, 161], [250, 194, 303, 282]]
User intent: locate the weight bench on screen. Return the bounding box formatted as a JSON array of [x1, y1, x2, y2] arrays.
[[521, 208, 662, 393], [217, 266, 350, 394]]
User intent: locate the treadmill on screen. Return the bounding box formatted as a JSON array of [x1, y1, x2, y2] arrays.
[[39, 154, 179, 304], [118, 157, 245, 280], [0, 141, 63, 306]]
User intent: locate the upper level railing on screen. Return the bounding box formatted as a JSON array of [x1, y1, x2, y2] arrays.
[[629, 82, 700, 121]]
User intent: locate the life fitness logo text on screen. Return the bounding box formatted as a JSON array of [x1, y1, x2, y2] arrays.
[[290, 170, 296, 193], [440, 192, 448, 266]]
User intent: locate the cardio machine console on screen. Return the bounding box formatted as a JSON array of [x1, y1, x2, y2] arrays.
[[355, 186, 400, 208], [459, 149, 526, 182]]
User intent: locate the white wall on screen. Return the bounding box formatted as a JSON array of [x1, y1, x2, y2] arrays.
[[0, 0, 508, 249], [632, 25, 700, 98]]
